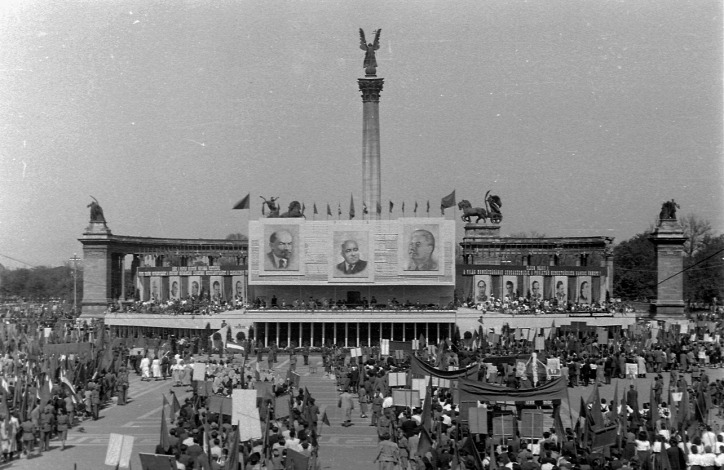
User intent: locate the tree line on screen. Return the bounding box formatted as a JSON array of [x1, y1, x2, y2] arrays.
[[613, 214, 723, 304]]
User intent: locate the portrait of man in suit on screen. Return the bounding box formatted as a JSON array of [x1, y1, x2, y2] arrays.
[[335, 239, 368, 275], [265, 229, 295, 270], [331, 230, 371, 280], [405, 229, 438, 271]]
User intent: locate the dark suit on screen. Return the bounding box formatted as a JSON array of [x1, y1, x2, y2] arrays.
[[265, 252, 293, 270], [336, 260, 368, 275]]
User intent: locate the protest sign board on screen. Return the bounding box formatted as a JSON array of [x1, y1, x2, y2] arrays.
[[388, 372, 407, 387], [468, 407, 488, 434], [105, 433, 134, 469], [392, 389, 420, 408], [193, 363, 206, 381], [232, 389, 262, 442]]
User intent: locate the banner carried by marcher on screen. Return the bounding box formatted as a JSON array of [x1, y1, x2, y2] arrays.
[[232, 389, 262, 442]]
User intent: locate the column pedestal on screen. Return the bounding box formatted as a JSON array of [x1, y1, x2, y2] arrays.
[[649, 218, 688, 318]]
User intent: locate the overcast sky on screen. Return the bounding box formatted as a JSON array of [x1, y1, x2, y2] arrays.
[[1, 0, 722, 269]]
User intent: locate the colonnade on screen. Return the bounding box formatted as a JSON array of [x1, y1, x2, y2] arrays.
[[254, 321, 454, 348]]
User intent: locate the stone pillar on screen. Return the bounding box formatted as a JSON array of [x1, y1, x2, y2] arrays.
[[358, 77, 384, 219], [602, 245, 614, 302], [649, 218, 688, 317], [79, 221, 113, 316]]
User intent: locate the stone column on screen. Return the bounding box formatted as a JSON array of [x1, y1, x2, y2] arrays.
[[649, 218, 688, 317], [358, 77, 384, 219]]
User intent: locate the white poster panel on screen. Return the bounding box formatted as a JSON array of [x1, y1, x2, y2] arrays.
[[388, 372, 407, 387], [380, 339, 390, 356], [424, 375, 450, 389], [554, 276, 568, 304], [546, 358, 561, 377], [625, 363, 638, 379], [529, 276, 544, 302], [412, 378, 427, 401], [232, 389, 262, 441], [399, 222, 443, 275], [150, 277, 161, 301], [193, 363, 206, 381], [330, 229, 373, 282], [577, 276, 592, 304], [503, 276, 517, 300], [474, 275, 491, 303]]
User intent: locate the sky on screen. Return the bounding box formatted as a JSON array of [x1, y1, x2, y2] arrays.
[[1, 0, 722, 269]]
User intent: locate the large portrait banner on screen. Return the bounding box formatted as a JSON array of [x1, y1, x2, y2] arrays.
[[529, 275, 544, 302], [554, 276, 568, 304], [169, 276, 181, 300], [503, 275, 518, 300], [259, 221, 304, 276], [577, 276, 592, 304], [473, 275, 491, 303], [188, 276, 202, 298], [398, 222, 443, 275], [330, 229, 373, 282], [210, 276, 224, 302]]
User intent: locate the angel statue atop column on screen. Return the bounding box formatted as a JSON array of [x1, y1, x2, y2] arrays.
[[359, 28, 381, 76]]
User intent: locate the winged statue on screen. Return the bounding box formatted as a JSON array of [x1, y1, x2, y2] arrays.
[[359, 28, 382, 76]]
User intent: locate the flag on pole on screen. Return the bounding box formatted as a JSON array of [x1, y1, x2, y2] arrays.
[[389, 201, 394, 213], [327, 203, 332, 216], [160, 397, 172, 452], [349, 194, 355, 219], [313, 203, 318, 215], [441, 190, 456, 214], [426, 200, 430, 214], [232, 193, 250, 210], [321, 409, 331, 426], [414, 201, 418, 214], [402, 202, 405, 214], [301, 203, 305, 215], [338, 203, 341, 217], [376, 201, 382, 215], [363, 202, 368, 215]]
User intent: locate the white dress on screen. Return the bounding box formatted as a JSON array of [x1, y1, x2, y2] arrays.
[[140, 357, 151, 379], [152, 359, 162, 378]]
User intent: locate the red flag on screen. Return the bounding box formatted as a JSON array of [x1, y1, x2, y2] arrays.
[[160, 398, 172, 452], [313, 203, 318, 215], [416, 426, 434, 458], [389, 201, 394, 213], [421, 376, 433, 432], [440, 190, 456, 214], [327, 203, 332, 216], [349, 194, 355, 219], [226, 424, 240, 470], [232, 193, 250, 210], [322, 409, 331, 426]]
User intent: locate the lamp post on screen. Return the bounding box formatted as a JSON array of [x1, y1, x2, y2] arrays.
[[69, 253, 81, 315]]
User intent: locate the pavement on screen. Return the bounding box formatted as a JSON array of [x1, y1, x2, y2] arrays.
[[7, 358, 724, 470]]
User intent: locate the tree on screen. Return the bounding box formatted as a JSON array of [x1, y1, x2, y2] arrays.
[[225, 233, 249, 241], [681, 214, 712, 259], [684, 233, 724, 303], [613, 231, 656, 301]]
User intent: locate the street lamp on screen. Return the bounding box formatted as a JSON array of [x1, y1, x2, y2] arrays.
[[69, 253, 81, 315]]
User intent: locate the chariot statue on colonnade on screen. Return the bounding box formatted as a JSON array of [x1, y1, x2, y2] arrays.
[[458, 191, 503, 224]]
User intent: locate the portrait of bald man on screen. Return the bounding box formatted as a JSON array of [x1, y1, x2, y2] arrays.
[[265, 228, 297, 270], [335, 239, 368, 275]]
